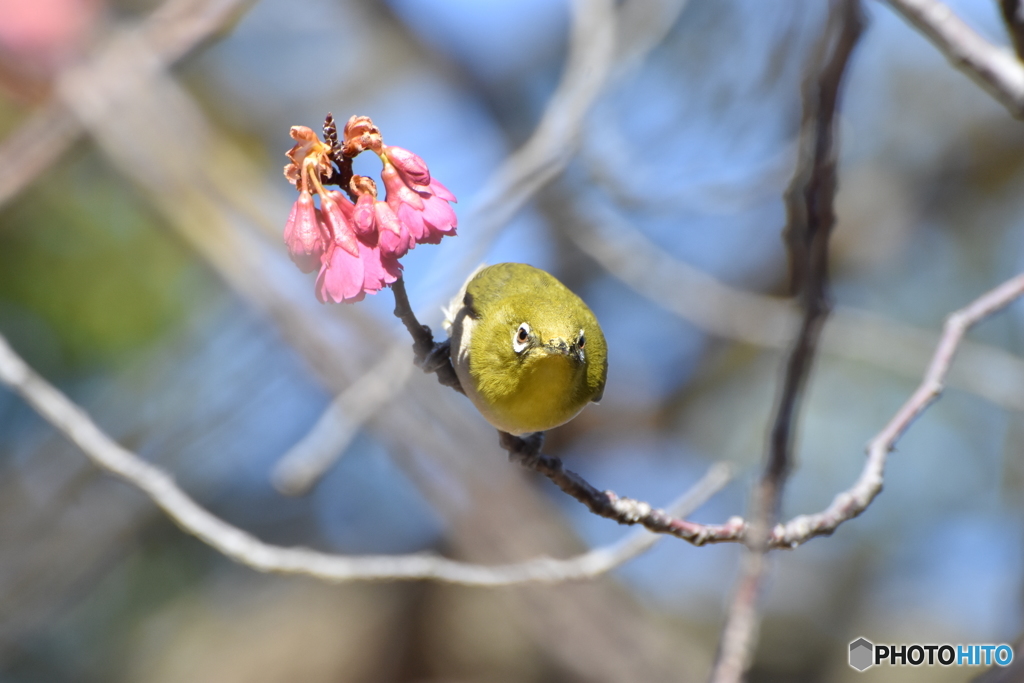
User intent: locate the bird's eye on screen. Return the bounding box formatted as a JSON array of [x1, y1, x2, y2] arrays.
[[513, 323, 531, 353], [577, 329, 586, 350]]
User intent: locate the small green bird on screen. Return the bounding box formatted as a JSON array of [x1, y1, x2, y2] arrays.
[[444, 263, 607, 435]]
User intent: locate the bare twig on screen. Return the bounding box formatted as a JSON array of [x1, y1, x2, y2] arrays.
[[500, 432, 748, 544], [712, 3, 863, 680], [387, 288, 750, 545], [884, 0, 1024, 118], [771, 271, 1024, 547], [391, 278, 464, 394], [0, 331, 732, 585]]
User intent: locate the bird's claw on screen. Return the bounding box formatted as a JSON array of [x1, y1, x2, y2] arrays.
[[499, 431, 545, 463]]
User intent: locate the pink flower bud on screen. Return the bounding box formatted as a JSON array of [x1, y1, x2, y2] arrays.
[[352, 193, 377, 241], [320, 191, 359, 257], [374, 201, 414, 259], [375, 157, 458, 250], [380, 162, 424, 211], [396, 202, 427, 242], [385, 146, 431, 187], [283, 190, 326, 273]]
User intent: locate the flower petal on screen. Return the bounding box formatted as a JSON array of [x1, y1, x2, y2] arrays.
[[421, 194, 457, 233], [352, 193, 377, 243], [429, 178, 456, 203], [321, 193, 360, 257], [385, 146, 431, 186], [397, 202, 427, 242], [315, 244, 365, 303], [284, 191, 325, 273], [373, 202, 411, 258], [359, 242, 391, 293], [381, 163, 424, 210]]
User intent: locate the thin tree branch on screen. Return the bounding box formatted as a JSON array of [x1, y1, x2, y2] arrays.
[[712, 3, 864, 680], [0, 331, 732, 585], [884, 0, 1024, 118], [392, 278, 464, 394], [772, 270, 1024, 547]]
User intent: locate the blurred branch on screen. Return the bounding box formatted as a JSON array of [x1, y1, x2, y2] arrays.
[[0, 100, 82, 210], [884, 0, 1024, 118], [615, 0, 690, 75], [567, 207, 1024, 412], [712, 3, 863, 680], [459, 0, 693, 258], [1000, 0, 1024, 61], [446, 0, 617, 280], [0, 0, 254, 209], [0, 332, 733, 585], [271, 345, 412, 496]]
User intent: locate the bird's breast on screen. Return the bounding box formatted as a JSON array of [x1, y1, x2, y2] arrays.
[[473, 351, 589, 435]]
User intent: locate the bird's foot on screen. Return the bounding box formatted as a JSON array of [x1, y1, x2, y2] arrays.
[[499, 431, 545, 464]]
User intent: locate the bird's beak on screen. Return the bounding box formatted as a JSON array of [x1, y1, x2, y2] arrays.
[[544, 338, 583, 363], [544, 338, 570, 355]]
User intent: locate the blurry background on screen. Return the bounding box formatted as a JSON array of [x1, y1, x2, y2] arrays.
[[1, 0, 1023, 681]]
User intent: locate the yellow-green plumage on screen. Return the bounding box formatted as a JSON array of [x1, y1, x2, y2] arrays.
[[445, 263, 607, 435]]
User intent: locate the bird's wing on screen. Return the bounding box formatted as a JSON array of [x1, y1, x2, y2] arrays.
[[441, 263, 487, 335]]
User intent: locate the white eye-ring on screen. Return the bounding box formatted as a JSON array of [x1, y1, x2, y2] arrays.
[[577, 329, 586, 350], [513, 322, 531, 353]]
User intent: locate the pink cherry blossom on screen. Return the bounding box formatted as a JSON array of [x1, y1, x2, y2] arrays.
[[283, 190, 326, 273], [385, 145, 430, 187], [315, 242, 364, 303], [380, 158, 457, 246], [350, 175, 415, 259], [316, 240, 401, 303], [360, 241, 403, 293], [320, 190, 360, 257], [375, 201, 416, 258], [352, 193, 377, 242], [283, 116, 458, 304]]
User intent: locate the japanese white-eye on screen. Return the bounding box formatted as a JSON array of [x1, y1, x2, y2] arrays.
[[443, 263, 607, 435]]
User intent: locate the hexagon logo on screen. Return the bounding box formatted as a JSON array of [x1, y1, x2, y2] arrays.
[[849, 637, 874, 671]]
